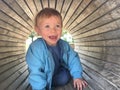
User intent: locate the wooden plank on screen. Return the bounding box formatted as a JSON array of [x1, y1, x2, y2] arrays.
[[17, 75, 29, 90], [65, 0, 92, 29], [70, 0, 120, 34], [0, 11, 31, 35], [63, 0, 82, 26], [49, 0, 56, 8], [0, 63, 27, 90], [7, 69, 29, 90], [83, 71, 102, 90], [80, 55, 120, 89], [34, 0, 42, 12], [75, 45, 120, 56], [25, 0, 37, 16], [0, 54, 25, 66], [77, 48, 120, 64], [56, 0, 64, 13], [3, 0, 33, 27], [0, 46, 24, 52], [0, 41, 25, 47], [0, 61, 26, 83], [0, 0, 120, 90], [68, 0, 108, 33], [42, 0, 49, 8], [0, 35, 25, 42], [0, 57, 25, 74], [16, 0, 34, 20], [72, 19, 120, 39], [83, 64, 119, 90], [74, 39, 120, 47], [0, 28, 27, 39], [0, 51, 25, 61], [60, 0, 73, 21], [0, 1, 32, 31]]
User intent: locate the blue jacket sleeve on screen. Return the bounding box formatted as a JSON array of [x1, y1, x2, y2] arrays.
[[26, 44, 47, 90], [67, 43, 83, 79]]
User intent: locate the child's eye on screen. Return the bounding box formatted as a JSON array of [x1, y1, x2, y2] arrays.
[[56, 24, 61, 28], [45, 25, 50, 28]]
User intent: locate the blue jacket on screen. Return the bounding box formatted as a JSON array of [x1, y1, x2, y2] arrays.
[[26, 38, 83, 90]]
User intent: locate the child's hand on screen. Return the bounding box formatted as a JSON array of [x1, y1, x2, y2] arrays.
[[73, 78, 88, 90]]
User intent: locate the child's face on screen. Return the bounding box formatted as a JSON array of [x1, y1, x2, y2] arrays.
[[36, 16, 62, 46]]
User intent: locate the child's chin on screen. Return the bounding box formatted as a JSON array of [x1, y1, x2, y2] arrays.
[[50, 42, 57, 46], [51, 43, 57, 46]]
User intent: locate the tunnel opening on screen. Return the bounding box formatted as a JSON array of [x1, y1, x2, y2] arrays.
[[25, 31, 37, 52], [0, 0, 120, 90], [61, 29, 74, 48]]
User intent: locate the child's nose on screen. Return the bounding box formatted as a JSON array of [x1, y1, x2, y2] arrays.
[[51, 27, 57, 33]]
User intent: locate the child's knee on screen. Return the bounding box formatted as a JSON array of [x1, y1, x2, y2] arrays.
[[59, 76, 69, 85]]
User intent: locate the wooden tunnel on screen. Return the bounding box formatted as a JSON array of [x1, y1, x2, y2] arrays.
[[0, 0, 120, 90]]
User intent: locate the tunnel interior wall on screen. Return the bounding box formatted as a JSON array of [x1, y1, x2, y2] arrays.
[[69, 0, 120, 90], [0, 0, 120, 90]]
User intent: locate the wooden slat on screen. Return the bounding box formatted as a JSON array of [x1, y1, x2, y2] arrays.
[[73, 19, 120, 39], [0, 50, 25, 60], [3, 0, 33, 28], [68, 0, 108, 33], [49, 0, 56, 8], [56, 0, 64, 13], [0, 28, 27, 39], [0, 63, 27, 90], [16, 0, 34, 20], [0, 54, 25, 66], [25, 0, 37, 16], [33, 0, 42, 12], [17, 76, 29, 90], [0, 58, 24, 74], [42, 0, 49, 8], [63, 0, 82, 27], [0, 61, 26, 83], [83, 64, 119, 90], [70, 0, 120, 34], [0, 0, 30, 89], [0, 41, 25, 47], [60, 0, 73, 21], [0, 0, 120, 90], [0, 35, 25, 42], [7, 69, 29, 90], [0, 11, 31, 35], [0, 1, 32, 32], [65, 0, 92, 29]]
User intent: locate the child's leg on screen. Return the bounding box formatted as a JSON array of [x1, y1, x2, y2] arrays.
[[52, 67, 71, 87]]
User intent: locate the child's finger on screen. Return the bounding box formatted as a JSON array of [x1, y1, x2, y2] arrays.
[[77, 83, 82, 90], [82, 80, 88, 88], [73, 81, 77, 88]]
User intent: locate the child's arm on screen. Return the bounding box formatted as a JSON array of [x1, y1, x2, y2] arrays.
[[65, 43, 88, 89], [26, 44, 47, 90], [67, 45, 83, 79]]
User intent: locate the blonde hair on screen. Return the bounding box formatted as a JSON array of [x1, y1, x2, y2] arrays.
[[35, 8, 62, 27]]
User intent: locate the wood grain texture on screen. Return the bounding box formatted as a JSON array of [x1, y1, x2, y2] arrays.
[[0, 0, 120, 90]]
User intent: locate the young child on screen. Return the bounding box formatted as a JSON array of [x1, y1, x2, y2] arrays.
[[26, 8, 87, 90]]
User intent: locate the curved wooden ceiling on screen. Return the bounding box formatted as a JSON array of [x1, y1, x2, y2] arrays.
[[0, 0, 109, 37], [0, 0, 120, 90]]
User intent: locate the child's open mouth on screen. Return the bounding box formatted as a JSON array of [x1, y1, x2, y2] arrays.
[[49, 36, 57, 40]]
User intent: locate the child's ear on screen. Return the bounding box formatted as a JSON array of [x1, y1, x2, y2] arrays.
[[34, 26, 41, 35]]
